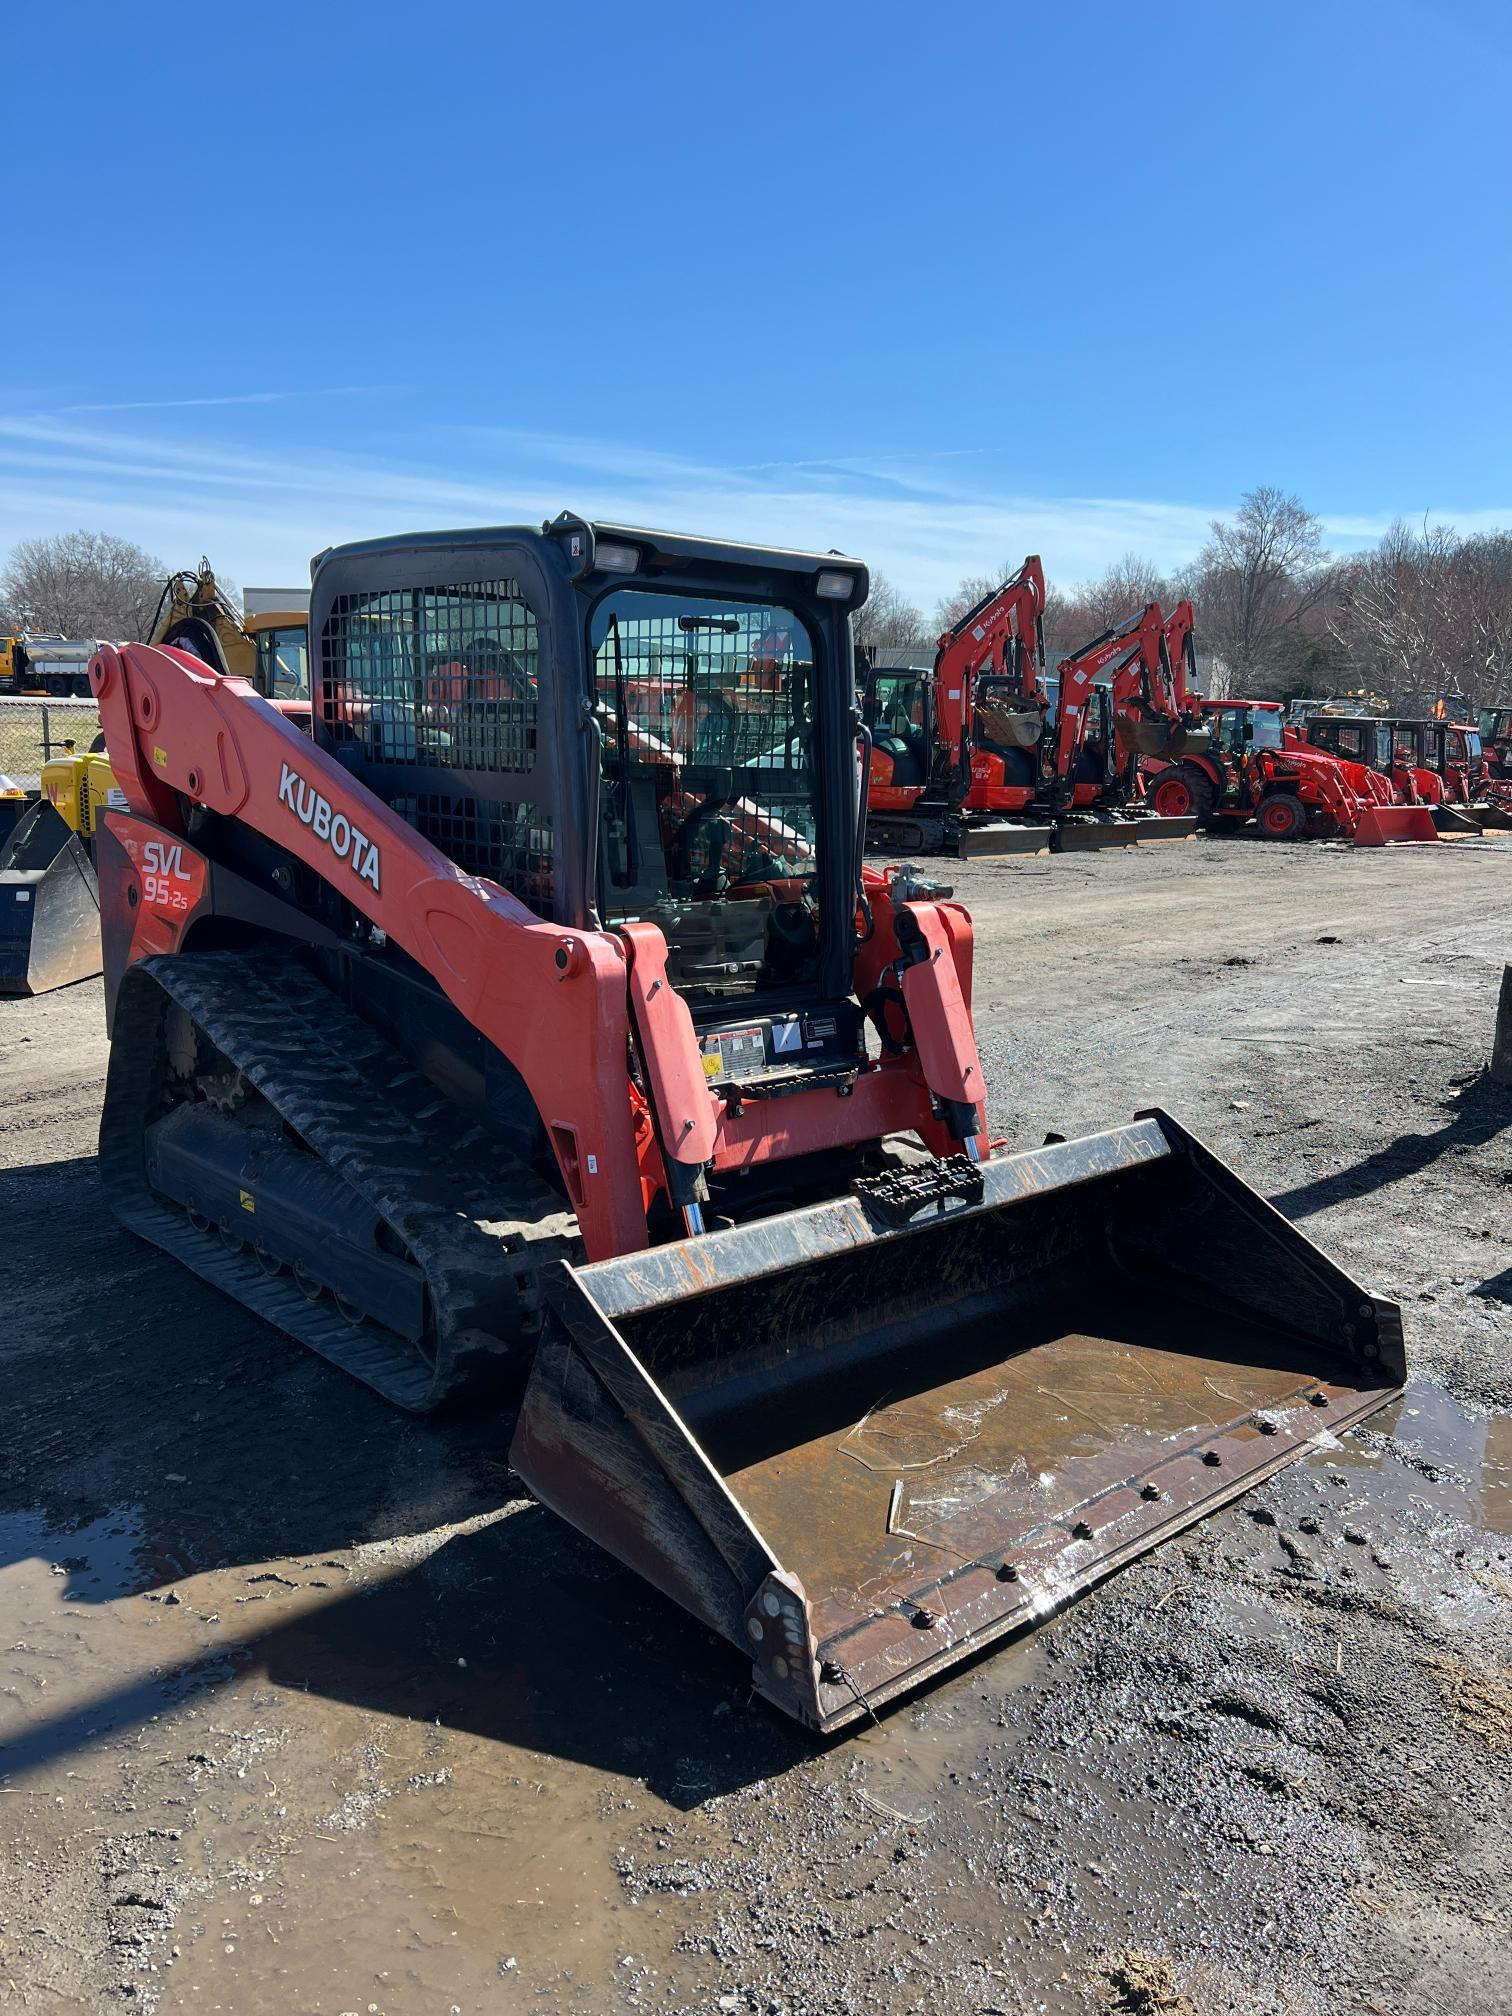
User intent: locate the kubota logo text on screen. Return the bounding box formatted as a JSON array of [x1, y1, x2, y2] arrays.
[[277, 762, 381, 893]]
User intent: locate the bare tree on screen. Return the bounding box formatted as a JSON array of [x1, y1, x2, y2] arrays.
[[854, 571, 930, 653], [0, 529, 168, 640], [1331, 521, 1512, 709], [934, 574, 1005, 633], [1045, 553, 1174, 657], [1193, 487, 1330, 691]]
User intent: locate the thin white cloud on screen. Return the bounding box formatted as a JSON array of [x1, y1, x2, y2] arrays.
[[57, 386, 394, 415], [2, 409, 1507, 612]]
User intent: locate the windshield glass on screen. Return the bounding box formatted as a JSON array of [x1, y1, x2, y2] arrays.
[[590, 589, 822, 1004], [1247, 709, 1283, 750], [870, 672, 926, 737], [258, 624, 309, 700]]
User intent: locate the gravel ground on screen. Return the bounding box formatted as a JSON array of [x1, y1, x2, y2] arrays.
[[0, 831, 1508, 2015]]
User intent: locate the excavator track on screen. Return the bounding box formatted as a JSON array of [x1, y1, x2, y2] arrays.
[[100, 949, 581, 1410]]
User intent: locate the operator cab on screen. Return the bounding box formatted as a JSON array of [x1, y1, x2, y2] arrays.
[[309, 518, 869, 1095], [246, 616, 310, 702], [1303, 715, 1394, 773], [863, 666, 933, 789], [1204, 702, 1284, 757]]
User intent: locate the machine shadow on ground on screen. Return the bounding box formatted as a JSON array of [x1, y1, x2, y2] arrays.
[[1269, 1065, 1512, 1221], [2, 1503, 813, 1806], [0, 1157, 812, 1806]]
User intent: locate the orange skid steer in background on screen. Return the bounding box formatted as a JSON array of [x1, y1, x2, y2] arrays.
[[91, 519, 1403, 1729]]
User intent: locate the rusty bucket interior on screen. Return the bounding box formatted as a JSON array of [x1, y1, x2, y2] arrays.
[[512, 1113, 1404, 1731]]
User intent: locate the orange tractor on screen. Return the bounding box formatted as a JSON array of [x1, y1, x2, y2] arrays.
[[89, 515, 1402, 1730], [1147, 700, 1439, 844]]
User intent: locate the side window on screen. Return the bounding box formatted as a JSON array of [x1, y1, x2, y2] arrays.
[[320, 579, 553, 912], [259, 625, 308, 700]]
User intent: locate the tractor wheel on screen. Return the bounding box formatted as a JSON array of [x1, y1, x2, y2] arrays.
[[1150, 764, 1217, 825], [1257, 792, 1308, 841]]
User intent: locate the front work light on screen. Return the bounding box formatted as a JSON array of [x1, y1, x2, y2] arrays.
[[815, 570, 856, 600], [595, 542, 641, 574]]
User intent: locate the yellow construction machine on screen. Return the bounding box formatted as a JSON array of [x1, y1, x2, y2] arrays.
[[149, 564, 309, 706]]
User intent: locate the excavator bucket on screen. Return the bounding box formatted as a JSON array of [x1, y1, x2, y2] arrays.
[[0, 798, 101, 995], [513, 1111, 1404, 1731], [1350, 804, 1440, 846]]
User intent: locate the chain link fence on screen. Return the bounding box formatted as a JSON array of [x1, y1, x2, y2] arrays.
[[0, 698, 105, 787]]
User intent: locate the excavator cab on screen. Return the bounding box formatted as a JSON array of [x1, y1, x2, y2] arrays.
[[93, 517, 1404, 1730], [863, 667, 933, 789]]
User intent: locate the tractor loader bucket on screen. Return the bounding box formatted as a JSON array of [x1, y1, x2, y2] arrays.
[[512, 1112, 1404, 1732], [1431, 804, 1483, 836], [1350, 804, 1440, 846], [1465, 800, 1512, 833], [0, 799, 101, 995]]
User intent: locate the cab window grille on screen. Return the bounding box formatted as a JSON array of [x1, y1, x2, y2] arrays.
[[321, 581, 538, 775], [598, 606, 812, 771], [321, 579, 553, 903], [390, 794, 555, 910]]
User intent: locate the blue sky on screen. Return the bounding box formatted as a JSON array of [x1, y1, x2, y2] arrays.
[[5, 0, 1509, 609]]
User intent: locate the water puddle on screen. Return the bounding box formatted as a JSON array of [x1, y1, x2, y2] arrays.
[[1322, 1376, 1512, 1534]]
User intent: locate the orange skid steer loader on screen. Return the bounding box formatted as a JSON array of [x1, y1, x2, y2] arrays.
[[91, 519, 1403, 1731]]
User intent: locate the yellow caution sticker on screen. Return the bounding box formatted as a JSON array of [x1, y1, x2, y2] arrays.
[[153, 746, 169, 768], [701, 1052, 723, 1078], [238, 1189, 256, 1213]]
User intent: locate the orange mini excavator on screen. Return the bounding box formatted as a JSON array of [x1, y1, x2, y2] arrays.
[[91, 517, 1402, 1730], [864, 557, 1050, 856]]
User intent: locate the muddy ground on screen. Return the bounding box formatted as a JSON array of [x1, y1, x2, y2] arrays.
[[1, 832, 1509, 2016]]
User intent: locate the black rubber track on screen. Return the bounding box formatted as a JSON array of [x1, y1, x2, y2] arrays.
[[100, 949, 580, 1410]]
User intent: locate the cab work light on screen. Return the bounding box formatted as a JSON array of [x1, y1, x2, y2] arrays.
[[815, 570, 856, 600], [595, 542, 640, 574]]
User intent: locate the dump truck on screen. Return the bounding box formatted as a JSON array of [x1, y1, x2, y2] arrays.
[[89, 517, 1404, 1731], [0, 635, 103, 697]]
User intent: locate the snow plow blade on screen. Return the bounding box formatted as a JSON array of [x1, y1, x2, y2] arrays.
[[0, 798, 101, 995], [1350, 804, 1440, 845], [512, 1111, 1405, 1732], [1053, 814, 1195, 851]]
